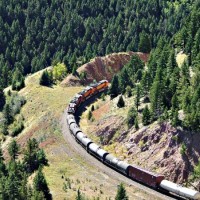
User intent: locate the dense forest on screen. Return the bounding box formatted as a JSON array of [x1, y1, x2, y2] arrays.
[[109, 2, 200, 131], [0, 0, 196, 90]]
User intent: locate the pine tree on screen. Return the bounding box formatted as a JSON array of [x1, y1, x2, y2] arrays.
[[33, 167, 52, 200], [142, 105, 151, 125], [76, 189, 83, 200], [115, 183, 128, 200], [3, 104, 13, 124], [134, 117, 139, 130], [0, 88, 5, 111], [138, 32, 151, 53], [109, 75, 120, 98], [8, 140, 19, 161], [117, 95, 125, 108], [135, 84, 141, 111], [40, 70, 52, 86]]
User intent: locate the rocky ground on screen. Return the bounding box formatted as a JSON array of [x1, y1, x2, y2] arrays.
[[80, 95, 200, 191]]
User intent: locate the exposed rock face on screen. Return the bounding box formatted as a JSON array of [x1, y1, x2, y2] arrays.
[[61, 52, 149, 86], [90, 115, 200, 184], [90, 115, 125, 145]]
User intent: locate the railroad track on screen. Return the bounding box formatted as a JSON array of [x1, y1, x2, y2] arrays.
[[61, 92, 185, 200]]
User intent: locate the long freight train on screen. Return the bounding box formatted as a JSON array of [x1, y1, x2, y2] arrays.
[[66, 80, 200, 200]]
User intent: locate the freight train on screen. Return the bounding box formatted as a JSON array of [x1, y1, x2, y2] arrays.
[[66, 80, 200, 200]]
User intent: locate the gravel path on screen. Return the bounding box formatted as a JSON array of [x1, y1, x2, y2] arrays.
[[61, 104, 185, 200]]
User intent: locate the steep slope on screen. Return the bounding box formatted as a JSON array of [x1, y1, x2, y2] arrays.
[[80, 95, 200, 190], [61, 52, 149, 86]]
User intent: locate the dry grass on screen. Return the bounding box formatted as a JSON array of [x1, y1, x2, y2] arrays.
[[0, 69, 165, 200], [176, 53, 187, 67]]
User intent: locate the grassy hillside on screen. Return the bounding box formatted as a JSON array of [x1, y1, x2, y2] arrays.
[[0, 70, 164, 200]]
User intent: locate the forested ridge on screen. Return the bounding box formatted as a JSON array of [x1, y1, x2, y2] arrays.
[[0, 0, 196, 89], [109, 2, 200, 131]]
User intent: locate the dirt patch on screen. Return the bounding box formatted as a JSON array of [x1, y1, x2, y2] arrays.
[[61, 52, 149, 86], [93, 101, 111, 121]]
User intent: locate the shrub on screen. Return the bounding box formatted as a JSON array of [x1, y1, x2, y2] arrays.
[[127, 106, 137, 128], [87, 110, 92, 120], [180, 143, 187, 155]]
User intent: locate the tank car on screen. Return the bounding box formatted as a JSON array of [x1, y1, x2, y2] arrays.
[[69, 123, 82, 136], [160, 180, 200, 200]]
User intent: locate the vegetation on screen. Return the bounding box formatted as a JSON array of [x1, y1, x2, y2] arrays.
[[117, 95, 125, 108], [0, 139, 50, 200], [115, 183, 128, 200], [40, 70, 53, 86], [0, 0, 195, 90], [108, 2, 200, 131], [0, 93, 26, 136]]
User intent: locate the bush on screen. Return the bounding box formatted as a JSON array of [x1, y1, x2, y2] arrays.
[[127, 106, 137, 128], [180, 143, 187, 155], [87, 110, 92, 120], [125, 86, 132, 97]]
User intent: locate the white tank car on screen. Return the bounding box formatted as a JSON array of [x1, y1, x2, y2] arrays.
[[160, 180, 200, 200]]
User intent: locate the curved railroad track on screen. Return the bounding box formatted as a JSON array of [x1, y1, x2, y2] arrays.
[[61, 92, 185, 200]]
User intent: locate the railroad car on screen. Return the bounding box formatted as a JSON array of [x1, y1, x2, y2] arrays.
[[96, 148, 109, 162], [80, 87, 93, 100], [67, 103, 77, 114], [128, 165, 165, 188], [160, 180, 200, 200], [66, 114, 76, 125], [69, 123, 82, 136], [76, 131, 87, 144], [104, 154, 119, 169], [70, 94, 83, 107], [96, 80, 109, 92], [88, 143, 100, 157], [80, 137, 93, 151], [89, 83, 99, 94], [116, 161, 130, 175]]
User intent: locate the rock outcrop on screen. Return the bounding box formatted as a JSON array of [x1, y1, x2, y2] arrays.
[[61, 52, 149, 86]]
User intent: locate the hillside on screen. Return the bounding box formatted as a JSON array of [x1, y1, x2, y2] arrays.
[[0, 70, 166, 200], [61, 52, 149, 86], [80, 92, 200, 189]]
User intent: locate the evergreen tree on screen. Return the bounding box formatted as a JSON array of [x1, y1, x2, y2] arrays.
[[40, 70, 52, 86], [127, 106, 137, 128], [8, 140, 19, 161], [0, 88, 5, 111], [134, 117, 139, 130], [33, 167, 52, 200], [109, 75, 120, 98], [135, 84, 141, 111], [115, 183, 128, 200], [12, 68, 25, 91], [142, 105, 151, 125], [117, 95, 125, 108], [3, 103, 13, 124], [76, 189, 83, 200], [138, 32, 151, 53]]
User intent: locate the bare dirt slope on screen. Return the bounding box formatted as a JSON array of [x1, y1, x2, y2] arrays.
[[61, 52, 149, 86]]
